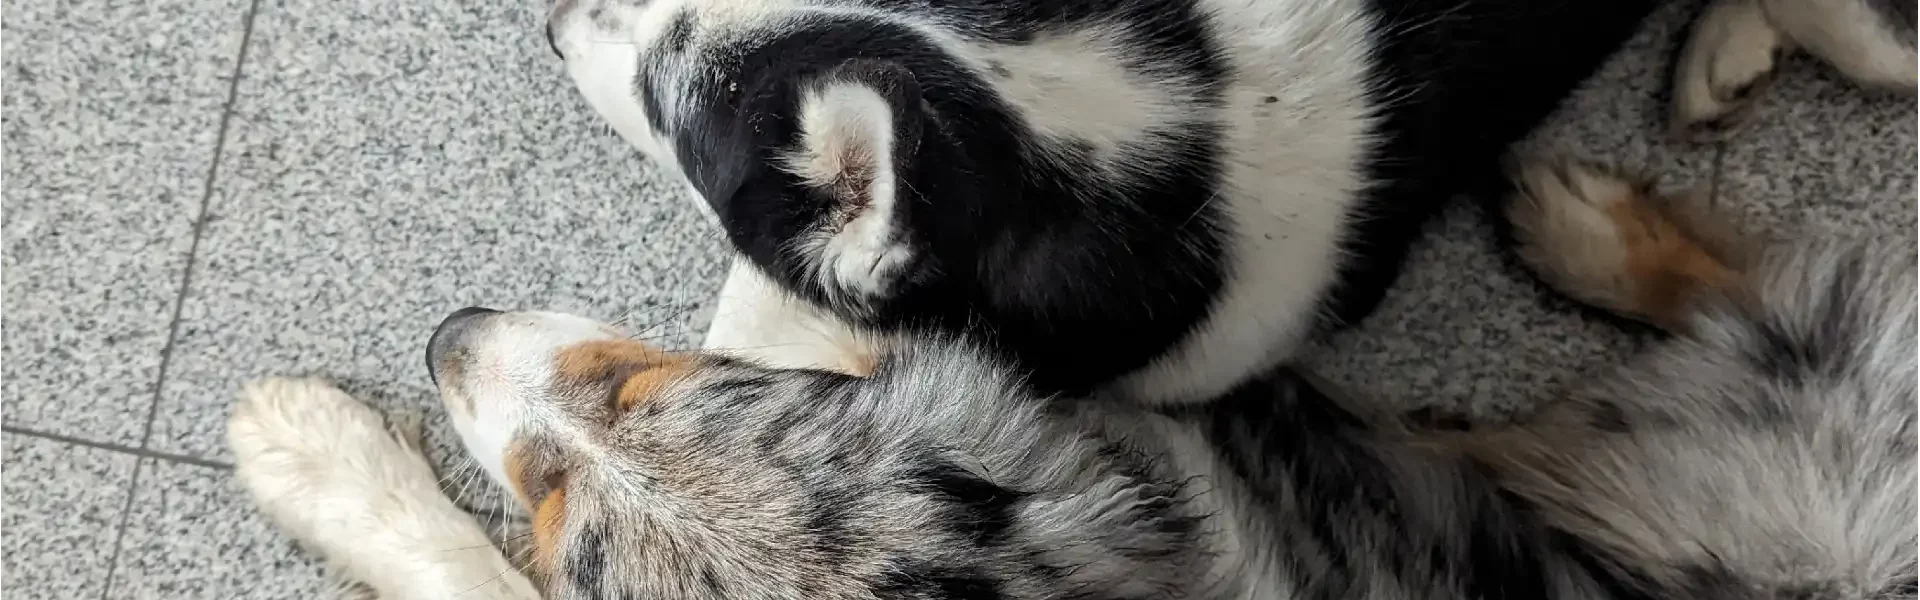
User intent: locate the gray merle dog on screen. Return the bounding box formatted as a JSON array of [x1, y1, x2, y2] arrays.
[[230, 158, 1917, 599]]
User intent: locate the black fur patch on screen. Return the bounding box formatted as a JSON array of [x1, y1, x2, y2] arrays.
[[906, 457, 1027, 545], [1589, 399, 1633, 433], [637, 5, 1233, 396], [1194, 372, 1555, 600], [1554, 529, 1663, 600], [1747, 247, 1870, 385], [1326, 0, 1660, 326], [569, 524, 610, 597], [873, 563, 1006, 600]]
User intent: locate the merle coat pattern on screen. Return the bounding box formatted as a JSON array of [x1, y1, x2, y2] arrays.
[[410, 232, 1915, 599]]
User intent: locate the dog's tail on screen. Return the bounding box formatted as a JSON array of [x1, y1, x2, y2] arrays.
[[228, 378, 541, 600]]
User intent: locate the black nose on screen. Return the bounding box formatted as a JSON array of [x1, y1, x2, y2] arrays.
[[427, 306, 500, 385], [546, 0, 577, 59]]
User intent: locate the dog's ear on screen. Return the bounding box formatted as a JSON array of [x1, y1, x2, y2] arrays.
[[780, 59, 925, 215]]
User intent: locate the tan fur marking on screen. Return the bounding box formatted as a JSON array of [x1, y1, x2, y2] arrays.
[[553, 340, 694, 411], [1604, 196, 1741, 330], [531, 483, 569, 577], [501, 442, 543, 509], [615, 359, 695, 411], [1505, 159, 1750, 333]]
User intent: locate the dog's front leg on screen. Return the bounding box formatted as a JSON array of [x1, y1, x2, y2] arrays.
[[701, 257, 879, 376]]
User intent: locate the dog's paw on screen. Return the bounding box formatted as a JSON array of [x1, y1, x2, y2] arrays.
[[229, 377, 541, 599], [1505, 159, 1643, 318], [1505, 159, 1743, 331], [1670, 0, 1787, 142], [229, 377, 395, 471], [228, 377, 436, 524]]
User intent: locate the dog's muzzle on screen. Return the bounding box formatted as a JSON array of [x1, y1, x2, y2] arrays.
[[427, 306, 499, 384], [545, 0, 579, 59]]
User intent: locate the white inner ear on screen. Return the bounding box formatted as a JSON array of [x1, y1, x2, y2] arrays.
[[781, 81, 915, 306], [785, 81, 897, 202]]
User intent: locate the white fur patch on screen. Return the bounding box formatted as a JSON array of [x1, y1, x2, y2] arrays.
[[1114, 0, 1381, 404], [782, 82, 915, 304], [958, 25, 1203, 176], [1759, 0, 1918, 89], [1670, 0, 1785, 137], [701, 259, 880, 375]]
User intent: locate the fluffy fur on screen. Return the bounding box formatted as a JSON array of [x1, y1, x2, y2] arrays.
[[1671, 0, 1917, 139], [421, 308, 1598, 599], [1485, 159, 1918, 599], [229, 156, 1911, 598], [548, 0, 1661, 403], [227, 378, 540, 600]]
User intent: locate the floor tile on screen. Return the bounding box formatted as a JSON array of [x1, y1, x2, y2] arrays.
[[2, 433, 139, 599], [104, 458, 332, 599], [1713, 54, 1916, 239], [1305, 1, 1723, 416], [147, 0, 729, 461], [1, 0, 252, 444]]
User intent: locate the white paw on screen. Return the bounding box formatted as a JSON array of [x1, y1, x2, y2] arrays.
[[228, 377, 540, 600], [229, 377, 410, 483], [1757, 0, 1919, 92], [1671, 0, 1788, 141]]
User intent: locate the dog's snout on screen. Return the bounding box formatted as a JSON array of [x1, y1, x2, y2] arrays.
[[544, 18, 563, 59], [546, 0, 579, 59], [427, 306, 500, 384]]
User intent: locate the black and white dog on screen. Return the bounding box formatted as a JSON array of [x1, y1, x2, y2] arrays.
[[546, 0, 1662, 403]]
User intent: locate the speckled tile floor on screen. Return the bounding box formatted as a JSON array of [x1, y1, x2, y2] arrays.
[[3, 0, 1912, 597]]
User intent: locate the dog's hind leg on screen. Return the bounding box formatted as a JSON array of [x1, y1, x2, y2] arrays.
[[1672, 0, 1791, 141], [1501, 158, 1751, 332], [228, 378, 541, 599], [1761, 0, 1918, 92]]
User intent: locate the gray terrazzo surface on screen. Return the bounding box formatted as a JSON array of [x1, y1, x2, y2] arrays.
[[3, 0, 1913, 596]]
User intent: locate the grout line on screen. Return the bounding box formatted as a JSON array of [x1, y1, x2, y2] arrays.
[[95, 0, 266, 595], [1707, 140, 1729, 208], [135, 0, 265, 452], [95, 461, 145, 600], [1, 425, 235, 470]]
